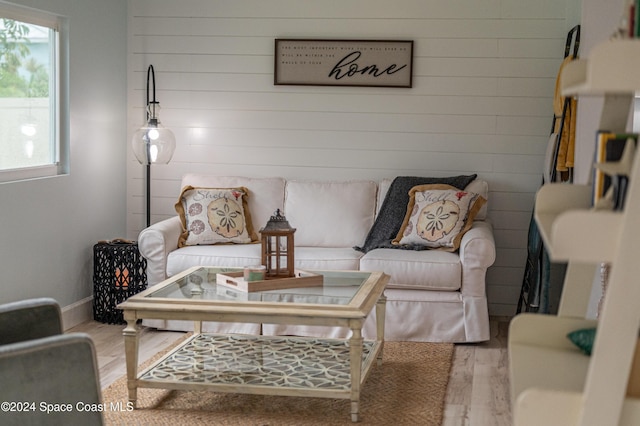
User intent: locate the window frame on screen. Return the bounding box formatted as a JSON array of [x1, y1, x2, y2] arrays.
[[0, 1, 68, 183]]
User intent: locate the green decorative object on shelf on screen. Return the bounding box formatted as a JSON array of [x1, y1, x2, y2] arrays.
[[567, 327, 596, 356]]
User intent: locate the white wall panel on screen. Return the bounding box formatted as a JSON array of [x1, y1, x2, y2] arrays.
[[498, 77, 556, 97], [152, 92, 550, 117], [130, 0, 503, 19], [127, 0, 581, 316], [500, 0, 567, 18], [132, 17, 564, 39]]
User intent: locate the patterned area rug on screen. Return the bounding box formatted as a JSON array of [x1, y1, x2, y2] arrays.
[[102, 338, 454, 426]]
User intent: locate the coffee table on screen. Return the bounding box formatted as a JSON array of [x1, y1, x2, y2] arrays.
[[118, 266, 388, 422]]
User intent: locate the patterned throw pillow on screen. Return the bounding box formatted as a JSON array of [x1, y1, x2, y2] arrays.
[[392, 184, 486, 252], [175, 186, 258, 247]]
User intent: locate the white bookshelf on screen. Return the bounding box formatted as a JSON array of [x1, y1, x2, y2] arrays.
[[509, 39, 640, 426], [533, 184, 623, 262], [561, 39, 640, 95]]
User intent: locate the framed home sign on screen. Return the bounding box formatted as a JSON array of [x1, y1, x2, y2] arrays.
[[274, 39, 413, 88]]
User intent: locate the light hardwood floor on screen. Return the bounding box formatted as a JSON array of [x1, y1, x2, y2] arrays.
[[443, 319, 511, 426], [70, 317, 511, 425]]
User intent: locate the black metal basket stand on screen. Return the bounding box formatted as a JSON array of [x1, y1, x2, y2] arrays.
[[92, 239, 147, 324]]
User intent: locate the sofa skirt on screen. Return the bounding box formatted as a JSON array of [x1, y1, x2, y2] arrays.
[[144, 289, 489, 343]]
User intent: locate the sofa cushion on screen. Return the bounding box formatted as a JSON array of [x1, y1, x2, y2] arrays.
[[176, 186, 258, 247], [166, 244, 262, 278], [180, 175, 286, 230], [294, 247, 364, 271], [284, 180, 377, 247], [359, 248, 461, 291], [393, 184, 486, 252]]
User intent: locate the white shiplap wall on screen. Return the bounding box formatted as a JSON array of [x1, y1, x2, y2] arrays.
[[127, 0, 580, 316]]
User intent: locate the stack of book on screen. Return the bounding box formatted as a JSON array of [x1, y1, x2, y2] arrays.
[[593, 131, 637, 209], [625, 0, 640, 37]]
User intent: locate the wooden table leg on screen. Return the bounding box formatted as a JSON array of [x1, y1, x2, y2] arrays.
[[349, 324, 363, 422], [376, 294, 387, 366], [122, 311, 140, 408]]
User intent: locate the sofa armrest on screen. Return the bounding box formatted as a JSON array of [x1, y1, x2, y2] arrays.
[[138, 216, 182, 286], [459, 220, 496, 297]]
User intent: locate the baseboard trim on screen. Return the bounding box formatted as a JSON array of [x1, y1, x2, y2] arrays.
[[61, 296, 93, 331]]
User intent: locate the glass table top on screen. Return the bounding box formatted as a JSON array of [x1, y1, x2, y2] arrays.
[[145, 267, 375, 306]]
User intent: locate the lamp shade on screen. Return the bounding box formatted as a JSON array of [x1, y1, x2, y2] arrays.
[[131, 122, 176, 165]]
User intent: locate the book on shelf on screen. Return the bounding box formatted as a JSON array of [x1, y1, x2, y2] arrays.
[[593, 131, 638, 209], [622, 0, 640, 36], [635, 0, 640, 37]]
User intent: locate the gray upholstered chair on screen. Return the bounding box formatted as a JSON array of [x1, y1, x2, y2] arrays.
[[0, 298, 103, 426]]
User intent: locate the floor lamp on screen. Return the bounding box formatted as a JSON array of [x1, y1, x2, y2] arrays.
[[131, 65, 176, 227]]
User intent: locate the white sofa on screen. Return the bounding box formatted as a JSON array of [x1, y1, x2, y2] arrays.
[[138, 173, 496, 342]]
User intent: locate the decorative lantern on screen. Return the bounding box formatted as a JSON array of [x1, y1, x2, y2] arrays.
[[93, 239, 147, 324], [260, 209, 296, 279]]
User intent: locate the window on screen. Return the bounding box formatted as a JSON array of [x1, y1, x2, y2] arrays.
[[0, 2, 65, 182]]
